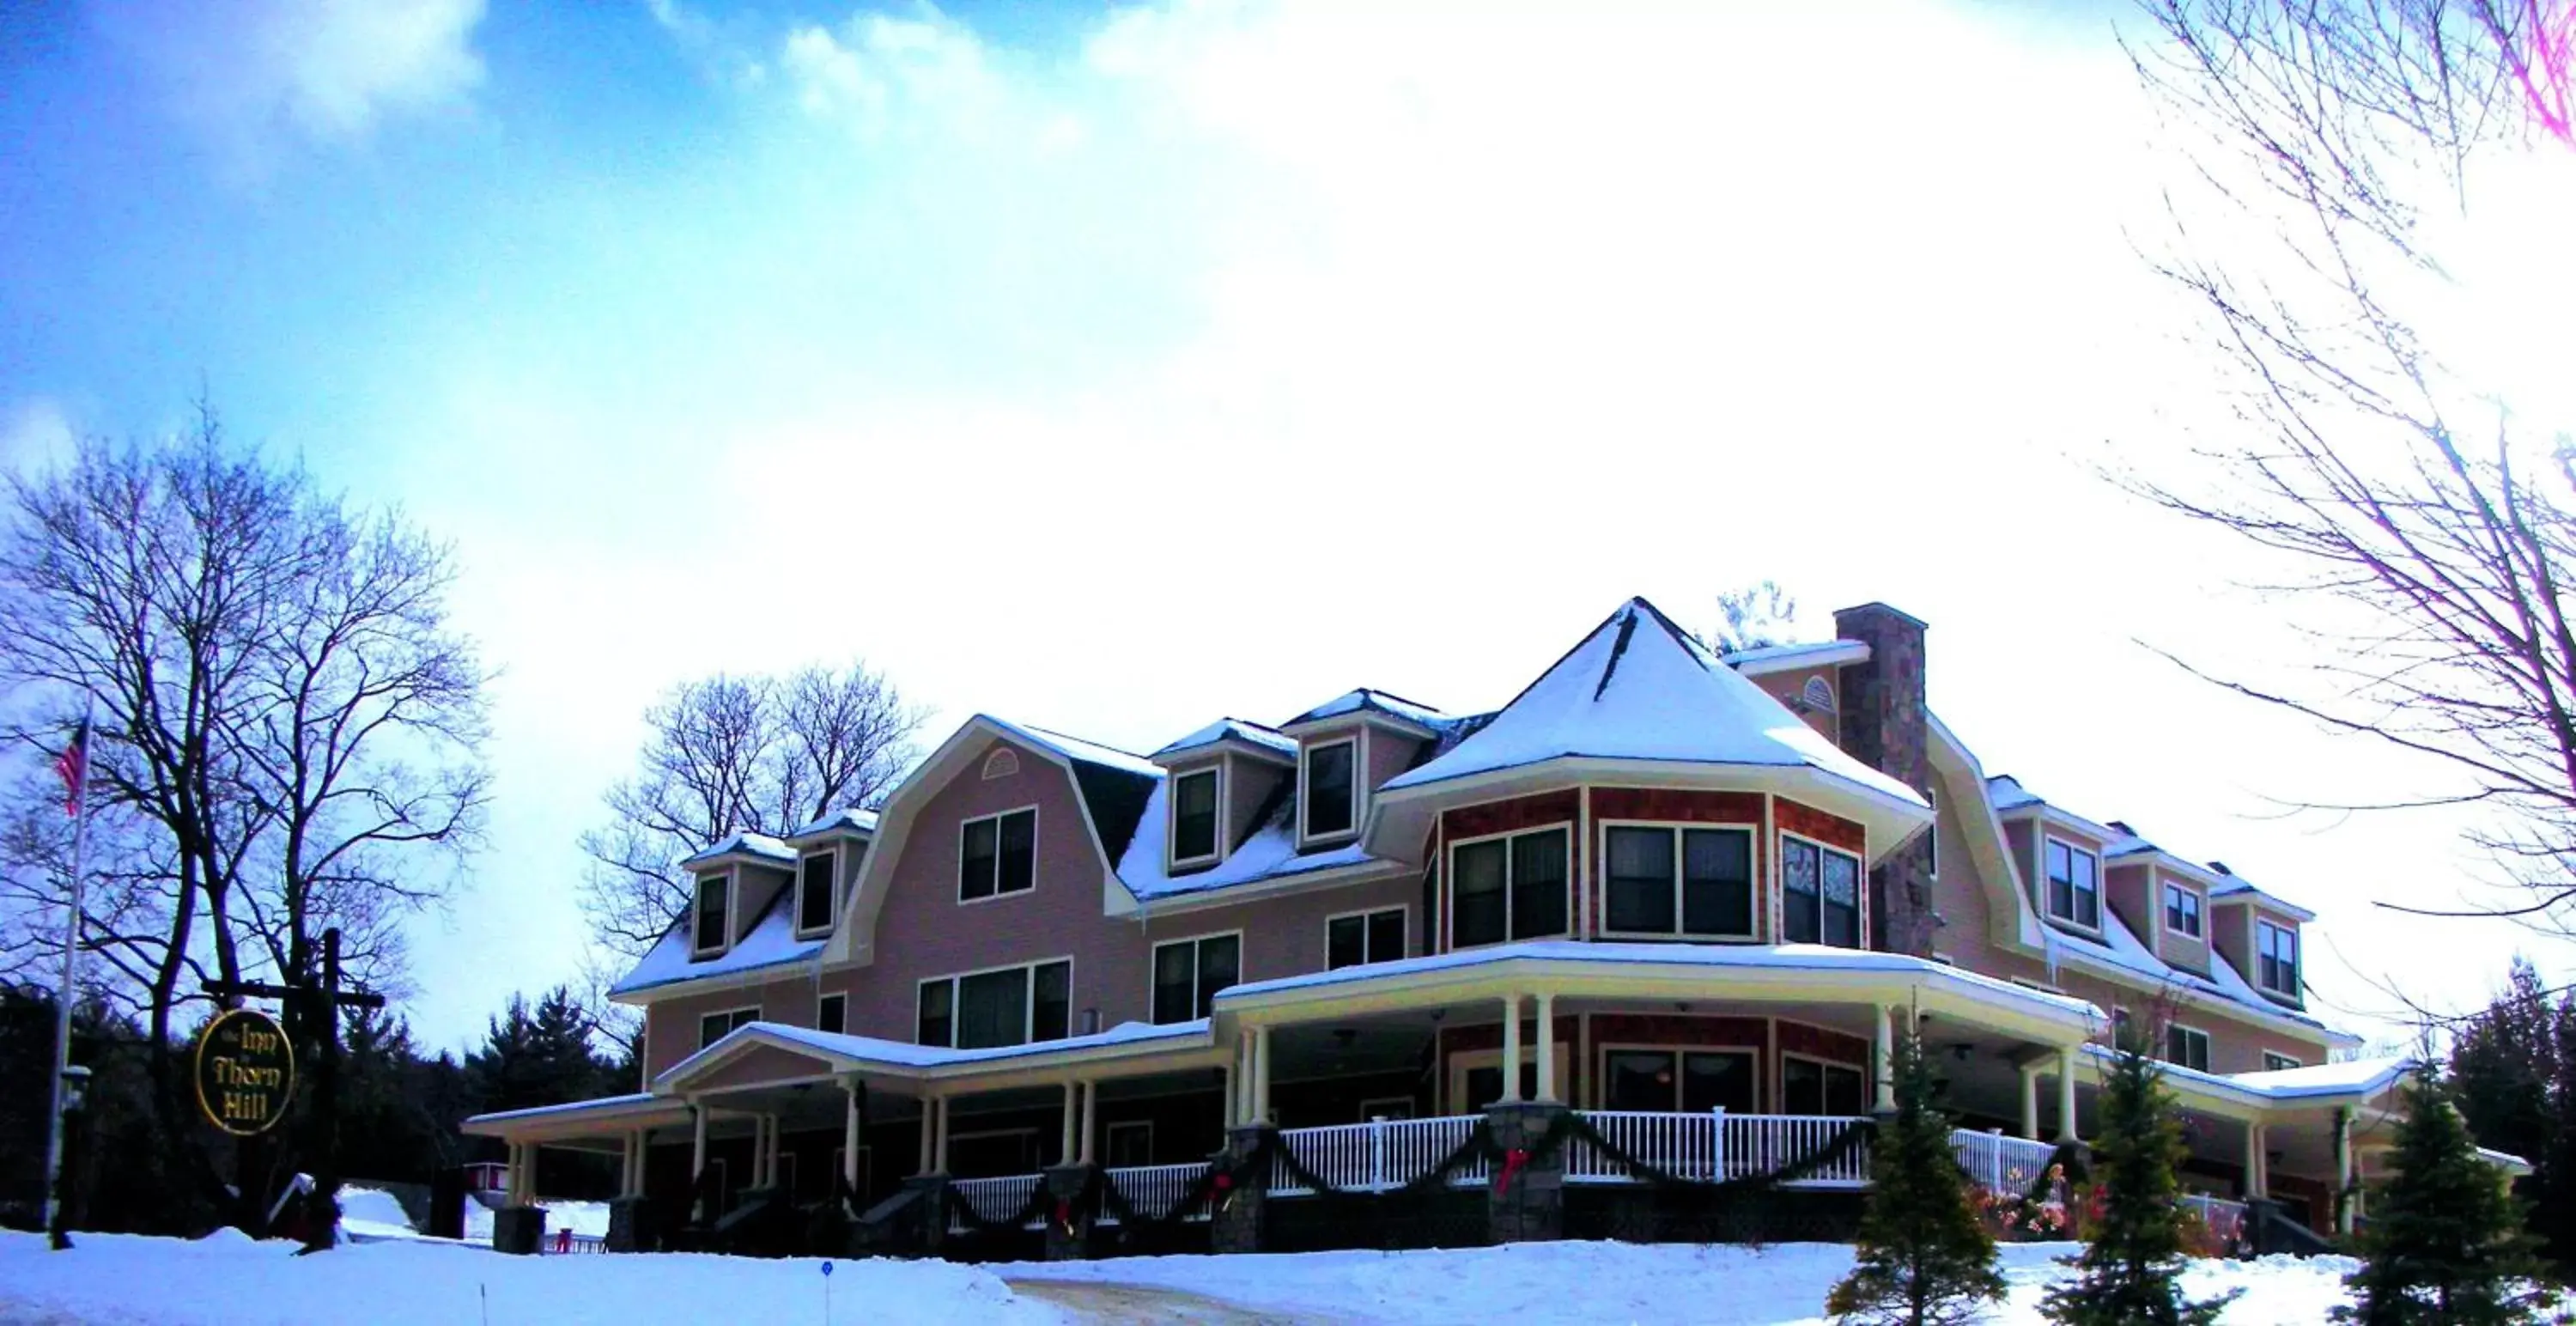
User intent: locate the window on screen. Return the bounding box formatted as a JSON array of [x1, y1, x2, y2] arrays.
[[1327, 908, 1406, 970], [2257, 921, 2300, 998], [2044, 838, 2101, 929], [1801, 675, 1836, 712], [1171, 769, 1220, 864], [1303, 739, 1357, 838], [2262, 1052, 2302, 1072], [1782, 1056, 1868, 1116], [1603, 1049, 1758, 1114], [698, 1006, 757, 1050], [817, 993, 846, 1035], [1151, 934, 1239, 1024], [1449, 827, 1570, 948], [1105, 1122, 1153, 1167], [798, 850, 837, 933], [2164, 1025, 2212, 1073], [1604, 825, 1755, 939], [2163, 882, 2203, 940], [960, 808, 1036, 902], [981, 747, 1019, 780], [1925, 789, 1939, 879], [1463, 1062, 1540, 1110], [692, 873, 729, 953], [917, 959, 1071, 1048], [1781, 837, 1862, 947]]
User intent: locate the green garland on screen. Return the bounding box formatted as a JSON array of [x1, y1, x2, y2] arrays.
[[1557, 1113, 1876, 1195], [1267, 1118, 1513, 1205], [942, 1180, 1054, 1237]]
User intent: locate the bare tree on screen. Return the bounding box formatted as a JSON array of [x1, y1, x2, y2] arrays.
[[2129, 2, 2576, 935], [1704, 580, 1802, 654], [578, 662, 926, 960]]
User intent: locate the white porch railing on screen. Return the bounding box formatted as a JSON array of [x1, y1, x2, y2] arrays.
[[946, 1174, 1044, 1233], [1271, 1115, 1488, 1195], [1949, 1128, 2059, 1196], [1566, 1110, 1873, 1189], [2180, 1193, 2248, 1243], [1099, 1162, 1212, 1225]]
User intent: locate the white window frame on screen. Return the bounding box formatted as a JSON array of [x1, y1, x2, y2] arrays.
[[691, 868, 734, 957], [1167, 764, 1224, 870], [2161, 879, 2204, 940], [1443, 823, 1575, 950], [2042, 836, 2104, 933], [817, 992, 847, 1035], [1596, 1041, 1763, 1113], [1596, 819, 1761, 942], [795, 849, 839, 939], [1925, 787, 1939, 879], [1777, 1050, 1869, 1117], [2256, 919, 2300, 999], [2262, 1051, 2303, 1072], [915, 955, 1075, 1049], [2163, 1023, 2213, 1074], [1324, 904, 1406, 970], [1148, 928, 1243, 1025], [1444, 1043, 1573, 1113], [1298, 735, 1362, 843], [957, 805, 1041, 905], [1358, 1095, 1416, 1122], [1103, 1120, 1154, 1166], [699, 1004, 759, 1051], [1778, 830, 1865, 948]]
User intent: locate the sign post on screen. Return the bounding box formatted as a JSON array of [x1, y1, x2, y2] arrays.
[[202, 926, 385, 1250]]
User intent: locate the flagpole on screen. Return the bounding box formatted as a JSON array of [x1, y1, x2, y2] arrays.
[[42, 699, 94, 1239]]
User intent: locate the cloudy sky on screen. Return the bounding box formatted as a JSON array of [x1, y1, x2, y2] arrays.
[[3, 0, 2567, 1055]]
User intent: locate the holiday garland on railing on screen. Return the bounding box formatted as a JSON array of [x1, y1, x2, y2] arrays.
[[942, 1180, 1056, 1237], [1556, 1113, 1877, 1195], [1267, 1117, 1512, 1204]]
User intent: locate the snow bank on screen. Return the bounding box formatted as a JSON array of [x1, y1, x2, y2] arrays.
[[459, 1197, 611, 1242], [0, 1231, 1059, 1326]]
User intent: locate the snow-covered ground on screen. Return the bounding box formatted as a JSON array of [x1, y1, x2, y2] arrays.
[[0, 1229, 2380, 1324]]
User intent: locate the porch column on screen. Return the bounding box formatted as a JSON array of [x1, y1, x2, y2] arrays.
[[2334, 1108, 2354, 1234], [620, 1131, 639, 1199], [691, 1104, 709, 1184], [2243, 1122, 2267, 1199], [1253, 1025, 1274, 1124], [1234, 1031, 1254, 1125], [1873, 1006, 1897, 1112], [1500, 995, 1524, 1103], [842, 1078, 864, 1197], [1078, 1080, 1097, 1165], [915, 1098, 935, 1176], [2054, 1047, 2078, 1142], [1534, 993, 1558, 1102], [1219, 1059, 1236, 1129], [1060, 1081, 1079, 1166], [934, 1094, 952, 1173], [2019, 1063, 2041, 1140]]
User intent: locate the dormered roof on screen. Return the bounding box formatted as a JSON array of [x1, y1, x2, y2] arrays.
[[1152, 717, 1299, 762], [1382, 597, 1923, 810], [680, 831, 795, 868], [787, 807, 880, 840], [1283, 688, 1449, 733], [987, 718, 1162, 865], [1987, 775, 2317, 921], [610, 880, 817, 1000]]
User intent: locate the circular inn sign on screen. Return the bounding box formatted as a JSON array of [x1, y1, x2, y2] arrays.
[[192, 1007, 295, 1137]]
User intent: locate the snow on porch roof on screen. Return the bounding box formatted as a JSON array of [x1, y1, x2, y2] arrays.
[[1381, 597, 1925, 809]]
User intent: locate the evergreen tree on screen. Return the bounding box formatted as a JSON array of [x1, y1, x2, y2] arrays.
[[2043, 1031, 2234, 1326], [2336, 1070, 2546, 1324], [1827, 1025, 2005, 1324], [465, 987, 616, 1116], [2447, 960, 2573, 1270]]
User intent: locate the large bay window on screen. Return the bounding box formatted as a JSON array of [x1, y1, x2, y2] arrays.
[[2044, 838, 2101, 930], [917, 959, 1071, 1049], [1604, 1049, 1758, 1113], [2257, 921, 2300, 999], [1604, 824, 1754, 939], [1171, 769, 1220, 865], [1781, 837, 1861, 947], [798, 850, 838, 933], [960, 808, 1037, 902], [1449, 826, 1570, 948], [692, 873, 729, 954], [1151, 933, 1240, 1024], [1303, 739, 1357, 839], [1782, 1056, 1867, 1116]]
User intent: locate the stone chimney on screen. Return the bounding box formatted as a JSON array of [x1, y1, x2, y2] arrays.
[[1832, 602, 1935, 957]]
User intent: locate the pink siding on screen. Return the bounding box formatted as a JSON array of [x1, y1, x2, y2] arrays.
[[2104, 863, 2152, 943], [644, 974, 817, 1079], [1226, 753, 1285, 855], [1365, 727, 1423, 799]]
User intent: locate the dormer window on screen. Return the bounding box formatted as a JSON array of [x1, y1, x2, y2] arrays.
[[1302, 739, 1358, 840], [2257, 920, 2300, 999], [692, 873, 730, 955], [2044, 838, 2101, 930], [2162, 881, 2203, 940], [1171, 768, 1220, 866], [797, 850, 838, 934]]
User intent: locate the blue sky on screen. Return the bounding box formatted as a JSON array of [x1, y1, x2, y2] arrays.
[[3, 0, 2568, 1055]]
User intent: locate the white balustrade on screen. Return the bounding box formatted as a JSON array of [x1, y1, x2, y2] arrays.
[[1099, 1162, 1212, 1225], [1568, 1110, 1873, 1189], [2180, 1193, 2247, 1242], [1949, 1128, 2060, 1196], [1271, 1115, 1486, 1196], [946, 1174, 1045, 1233]]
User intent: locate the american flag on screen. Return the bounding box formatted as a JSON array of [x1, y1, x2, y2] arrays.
[[53, 718, 89, 818]]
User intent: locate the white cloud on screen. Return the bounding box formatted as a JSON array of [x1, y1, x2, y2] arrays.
[[0, 398, 76, 472], [94, 0, 485, 161], [781, 6, 1004, 141]]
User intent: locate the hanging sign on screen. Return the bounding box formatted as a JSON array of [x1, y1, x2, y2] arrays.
[[192, 1007, 295, 1136]]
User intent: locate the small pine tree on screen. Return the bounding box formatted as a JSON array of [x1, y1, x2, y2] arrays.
[[2336, 1070, 2547, 1324], [2043, 1031, 2235, 1326], [1827, 1025, 2007, 1324]]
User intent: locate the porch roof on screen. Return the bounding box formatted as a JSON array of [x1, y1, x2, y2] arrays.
[[460, 1092, 691, 1142], [653, 1016, 1220, 1095]]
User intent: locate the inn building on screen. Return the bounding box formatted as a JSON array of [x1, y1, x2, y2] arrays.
[[465, 597, 2507, 1256]]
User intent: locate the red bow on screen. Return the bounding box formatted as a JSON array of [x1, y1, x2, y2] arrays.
[[1495, 1147, 1531, 1194], [1055, 1199, 1074, 1235]]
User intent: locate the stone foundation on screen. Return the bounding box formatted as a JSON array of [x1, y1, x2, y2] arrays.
[[1210, 1124, 1273, 1254], [1484, 1102, 1567, 1244], [1042, 1165, 1099, 1261]]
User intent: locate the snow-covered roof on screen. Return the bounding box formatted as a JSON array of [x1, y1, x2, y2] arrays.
[[2208, 876, 2318, 922], [1382, 598, 1926, 811], [1984, 778, 2317, 922], [788, 806, 880, 839], [1986, 776, 2043, 812], [2227, 1055, 2415, 1098], [1152, 718, 1299, 761], [1284, 688, 1449, 732], [610, 885, 820, 998], [2038, 902, 2339, 1037], [1115, 776, 1395, 901], [463, 1092, 663, 1128], [681, 831, 795, 867], [989, 718, 1163, 778], [657, 1017, 1212, 1087], [1719, 638, 1872, 676]]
